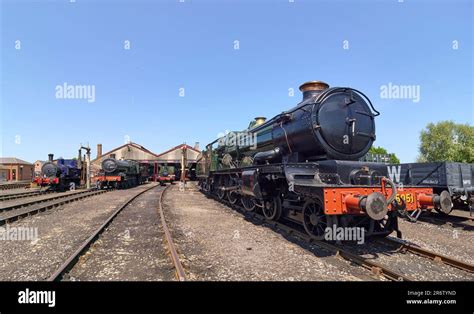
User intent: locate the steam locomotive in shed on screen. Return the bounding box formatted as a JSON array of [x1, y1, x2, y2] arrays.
[[197, 81, 452, 239], [34, 154, 81, 191], [96, 158, 148, 189]]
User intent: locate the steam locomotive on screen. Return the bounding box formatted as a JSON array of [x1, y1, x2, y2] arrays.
[[34, 154, 81, 191], [96, 158, 147, 189], [197, 81, 452, 239]]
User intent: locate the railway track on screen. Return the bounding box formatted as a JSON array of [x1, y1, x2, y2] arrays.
[[378, 237, 474, 273], [0, 189, 100, 213], [416, 211, 474, 230], [205, 189, 474, 281], [0, 189, 52, 202], [0, 181, 31, 190], [48, 184, 186, 281], [0, 189, 107, 226], [158, 184, 186, 281], [205, 191, 412, 281]]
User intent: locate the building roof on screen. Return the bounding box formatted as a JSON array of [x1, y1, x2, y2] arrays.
[[0, 157, 33, 165], [155, 144, 200, 158], [90, 142, 201, 165], [91, 142, 160, 163]]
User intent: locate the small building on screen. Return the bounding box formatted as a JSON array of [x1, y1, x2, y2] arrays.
[[34, 160, 47, 177], [0, 157, 34, 182]]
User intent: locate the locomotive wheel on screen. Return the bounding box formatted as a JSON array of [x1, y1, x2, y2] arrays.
[[215, 176, 227, 200], [241, 196, 256, 212], [302, 199, 327, 240], [228, 191, 239, 204], [262, 197, 282, 221], [216, 186, 226, 200]]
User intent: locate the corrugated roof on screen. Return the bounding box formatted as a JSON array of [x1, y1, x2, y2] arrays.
[[0, 157, 33, 165]]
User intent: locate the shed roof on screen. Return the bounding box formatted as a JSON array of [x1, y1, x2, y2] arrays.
[[0, 157, 33, 165]]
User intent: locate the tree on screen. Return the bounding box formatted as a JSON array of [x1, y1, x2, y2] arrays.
[[368, 146, 400, 164], [418, 121, 474, 163]]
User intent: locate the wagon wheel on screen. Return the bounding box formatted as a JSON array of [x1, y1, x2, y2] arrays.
[[241, 196, 256, 212], [262, 196, 282, 221], [227, 190, 239, 204], [302, 199, 327, 240]]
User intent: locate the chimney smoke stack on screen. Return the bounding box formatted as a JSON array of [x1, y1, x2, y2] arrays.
[[254, 117, 267, 126], [48, 154, 54, 162], [299, 81, 329, 101], [97, 144, 102, 159]]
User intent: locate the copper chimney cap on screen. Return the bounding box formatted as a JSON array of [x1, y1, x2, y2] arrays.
[[254, 117, 267, 126], [299, 81, 330, 92]]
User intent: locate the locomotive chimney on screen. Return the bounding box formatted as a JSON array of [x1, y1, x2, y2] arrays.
[[97, 144, 102, 159], [254, 117, 267, 126], [194, 142, 200, 151], [299, 81, 329, 101], [48, 154, 54, 162]]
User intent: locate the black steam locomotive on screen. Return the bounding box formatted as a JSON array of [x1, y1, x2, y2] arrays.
[[197, 81, 451, 239], [96, 158, 147, 189]]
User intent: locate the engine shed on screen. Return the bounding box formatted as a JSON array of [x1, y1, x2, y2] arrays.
[[90, 142, 200, 182], [155, 143, 201, 181]]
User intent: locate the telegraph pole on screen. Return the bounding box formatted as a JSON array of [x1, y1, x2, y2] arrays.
[[180, 144, 187, 191]]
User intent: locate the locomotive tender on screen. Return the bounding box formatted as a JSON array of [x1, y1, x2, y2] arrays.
[[197, 81, 452, 239], [34, 154, 81, 191]]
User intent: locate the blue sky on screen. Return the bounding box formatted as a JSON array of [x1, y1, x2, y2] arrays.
[[1, 0, 472, 162]]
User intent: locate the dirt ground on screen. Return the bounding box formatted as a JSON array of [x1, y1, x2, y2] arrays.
[[162, 182, 383, 281], [66, 185, 175, 281], [1, 180, 471, 282], [163, 182, 473, 281], [0, 184, 161, 281]]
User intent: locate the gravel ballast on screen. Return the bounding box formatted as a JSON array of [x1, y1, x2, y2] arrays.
[[66, 185, 175, 281], [0, 184, 157, 281], [163, 183, 380, 281]]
